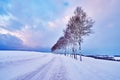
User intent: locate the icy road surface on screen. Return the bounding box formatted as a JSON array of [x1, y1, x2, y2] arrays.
[[0, 51, 120, 80]]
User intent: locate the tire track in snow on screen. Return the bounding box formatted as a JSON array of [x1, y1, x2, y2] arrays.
[[13, 56, 56, 80], [48, 56, 68, 80], [12, 55, 68, 80], [30, 55, 68, 80]]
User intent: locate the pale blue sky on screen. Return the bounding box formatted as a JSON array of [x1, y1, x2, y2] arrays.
[[0, 0, 120, 55]]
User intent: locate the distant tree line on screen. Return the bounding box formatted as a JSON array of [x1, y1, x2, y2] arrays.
[[51, 6, 94, 61]]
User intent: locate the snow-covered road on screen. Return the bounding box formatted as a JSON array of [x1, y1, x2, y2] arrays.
[[0, 51, 120, 80], [0, 51, 68, 80], [13, 55, 67, 80]]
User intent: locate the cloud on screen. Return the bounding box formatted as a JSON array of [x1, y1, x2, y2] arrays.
[[48, 21, 56, 28], [0, 28, 26, 44], [0, 0, 120, 54], [0, 34, 24, 50], [0, 13, 23, 31], [0, 15, 10, 27]]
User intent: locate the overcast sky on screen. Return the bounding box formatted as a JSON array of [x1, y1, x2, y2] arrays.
[[0, 0, 120, 55]]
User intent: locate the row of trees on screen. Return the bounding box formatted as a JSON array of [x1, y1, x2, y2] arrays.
[[51, 7, 94, 61]]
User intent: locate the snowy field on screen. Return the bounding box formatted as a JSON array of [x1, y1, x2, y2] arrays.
[[0, 51, 120, 80]]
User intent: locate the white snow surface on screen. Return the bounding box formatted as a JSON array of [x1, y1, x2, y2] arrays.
[[0, 51, 120, 80], [114, 57, 120, 60]]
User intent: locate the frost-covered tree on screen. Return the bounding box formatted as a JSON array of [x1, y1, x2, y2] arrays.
[[65, 7, 94, 61], [51, 36, 67, 54], [51, 6, 94, 61]]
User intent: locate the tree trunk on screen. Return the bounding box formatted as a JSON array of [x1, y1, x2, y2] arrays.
[[78, 41, 82, 61], [72, 47, 75, 59], [64, 47, 66, 56]]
